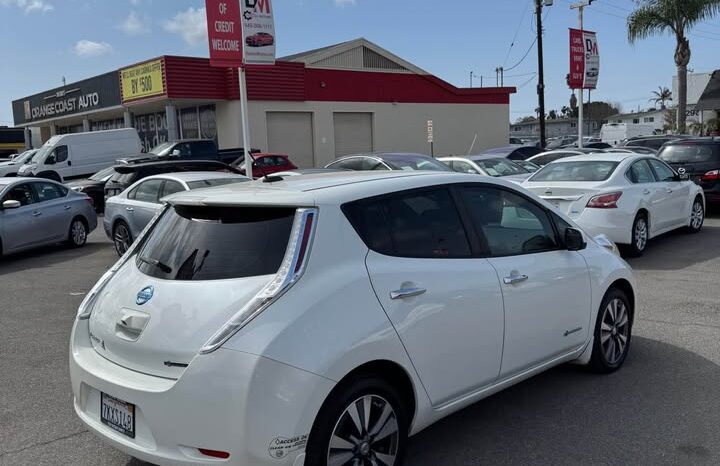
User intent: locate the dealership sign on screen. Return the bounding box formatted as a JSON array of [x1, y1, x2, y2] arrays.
[[206, 0, 244, 67], [569, 28, 599, 89], [120, 59, 166, 102], [12, 72, 121, 125], [241, 0, 276, 65]]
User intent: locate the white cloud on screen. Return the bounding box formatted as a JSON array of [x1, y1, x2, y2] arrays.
[[73, 39, 113, 58], [334, 0, 356, 6], [163, 7, 207, 46], [0, 0, 53, 13], [119, 10, 149, 35]]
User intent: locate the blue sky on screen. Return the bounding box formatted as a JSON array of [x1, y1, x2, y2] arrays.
[[1, 0, 719, 126]]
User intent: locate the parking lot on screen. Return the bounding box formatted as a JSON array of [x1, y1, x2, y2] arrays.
[[1, 212, 720, 466]]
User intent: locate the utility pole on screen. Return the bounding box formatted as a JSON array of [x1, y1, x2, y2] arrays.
[[535, 0, 548, 148], [570, 0, 594, 148]]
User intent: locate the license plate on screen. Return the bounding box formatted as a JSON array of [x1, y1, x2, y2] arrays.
[[100, 393, 135, 438]]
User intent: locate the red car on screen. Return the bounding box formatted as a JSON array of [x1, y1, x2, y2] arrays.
[[240, 153, 297, 177], [245, 32, 274, 47]]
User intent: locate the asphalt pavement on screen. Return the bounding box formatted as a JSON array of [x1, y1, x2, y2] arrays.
[[1, 214, 720, 466]]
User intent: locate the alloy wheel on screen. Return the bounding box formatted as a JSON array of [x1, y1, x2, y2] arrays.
[[691, 201, 704, 230], [114, 224, 131, 256], [634, 217, 647, 252], [600, 298, 630, 365], [71, 220, 86, 246], [327, 394, 399, 466]]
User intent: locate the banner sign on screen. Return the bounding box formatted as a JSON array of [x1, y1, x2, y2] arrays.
[[120, 59, 165, 102], [206, 0, 244, 68], [241, 0, 276, 65], [569, 28, 599, 89], [12, 72, 121, 125]]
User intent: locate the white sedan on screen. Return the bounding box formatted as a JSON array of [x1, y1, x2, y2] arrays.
[[71, 171, 635, 466], [523, 153, 705, 255]]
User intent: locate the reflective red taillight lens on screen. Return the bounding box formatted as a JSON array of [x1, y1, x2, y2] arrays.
[[702, 170, 719, 181], [587, 192, 622, 209], [198, 448, 230, 459]]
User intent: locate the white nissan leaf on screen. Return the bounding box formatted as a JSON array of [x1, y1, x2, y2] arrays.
[[70, 171, 636, 466]]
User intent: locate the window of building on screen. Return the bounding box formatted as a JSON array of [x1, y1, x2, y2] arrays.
[[633, 118, 640, 124], [644, 117, 655, 123], [570, 123, 577, 128]]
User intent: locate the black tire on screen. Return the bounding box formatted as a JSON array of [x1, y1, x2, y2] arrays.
[[305, 376, 409, 466], [113, 221, 133, 257], [686, 196, 704, 233], [67, 217, 88, 248], [589, 288, 633, 373], [624, 212, 648, 257], [37, 171, 61, 182]]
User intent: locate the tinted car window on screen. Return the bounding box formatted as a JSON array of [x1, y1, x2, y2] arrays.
[[658, 144, 720, 164], [530, 161, 619, 182], [460, 187, 558, 256], [194, 141, 216, 156], [161, 180, 185, 198], [3, 183, 36, 206], [136, 205, 295, 280], [133, 179, 164, 203], [627, 160, 656, 184], [531, 152, 574, 166], [648, 159, 676, 182], [33, 182, 66, 202], [345, 189, 471, 258]]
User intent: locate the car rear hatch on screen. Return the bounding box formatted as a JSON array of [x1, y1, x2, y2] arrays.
[[86, 203, 314, 378], [658, 142, 720, 186]]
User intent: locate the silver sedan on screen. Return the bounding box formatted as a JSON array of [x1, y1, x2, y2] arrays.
[[0, 177, 97, 256], [104, 172, 249, 256]]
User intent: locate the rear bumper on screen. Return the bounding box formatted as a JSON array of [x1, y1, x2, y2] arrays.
[[571, 208, 633, 245], [69, 319, 335, 466]]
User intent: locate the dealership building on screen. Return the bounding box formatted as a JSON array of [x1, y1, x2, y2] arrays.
[[12, 38, 515, 168]]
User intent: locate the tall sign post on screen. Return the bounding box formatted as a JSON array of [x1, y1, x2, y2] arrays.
[[206, 0, 276, 178], [427, 119, 434, 157], [569, 1, 598, 148]]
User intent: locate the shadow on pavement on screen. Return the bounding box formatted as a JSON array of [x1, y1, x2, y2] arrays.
[[405, 337, 720, 466], [625, 226, 720, 271], [0, 242, 110, 275]]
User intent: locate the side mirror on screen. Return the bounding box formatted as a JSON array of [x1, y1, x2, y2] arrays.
[[2, 200, 21, 209], [565, 228, 586, 251], [171, 149, 181, 156]]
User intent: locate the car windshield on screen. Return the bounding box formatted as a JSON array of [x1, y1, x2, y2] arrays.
[[186, 178, 248, 189], [382, 154, 451, 171], [471, 158, 527, 177], [12, 151, 36, 164], [149, 142, 175, 156], [657, 144, 720, 164], [89, 166, 116, 181], [529, 161, 619, 182]]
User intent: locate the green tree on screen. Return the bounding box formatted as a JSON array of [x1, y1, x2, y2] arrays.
[[650, 86, 673, 109], [627, 0, 720, 133]]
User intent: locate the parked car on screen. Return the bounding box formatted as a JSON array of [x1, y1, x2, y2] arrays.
[[103, 160, 242, 200], [0, 177, 97, 256], [105, 172, 249, 256], [65, 166, 117, 213], [546, 137, 579, 150], [621, 135, 690, 151], [17, 129, 142, 182], [0, 149, 37, 177], [236, 153, 298, 177], [509, 137, 523, 145], [70, 170, 635, 466], [514, 159, 541, 172], [477, 145, 543, 160], [325, 153, 452, 171], [523, 153, 704, 256], [270, 168, 349, 177], [525, 149, 599, 167], [120, 139, 252, 166], [245, 32, 275, 47], [605, 147, 657, 156], [657, 137, 720, 203], [562, 142, 613, 150], [439, 155, 533, 182]]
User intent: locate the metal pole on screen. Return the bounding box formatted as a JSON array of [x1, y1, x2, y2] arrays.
[[535, 0, 547, 148], [238, 66, 253, 179], [500, 67, 504, 87], [470, 71, 473, 88], [577, 5, 584, 148]]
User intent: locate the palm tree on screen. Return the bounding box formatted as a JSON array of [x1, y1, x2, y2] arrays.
[[628, 0, 720, 133], [650, 86, 673, 109]]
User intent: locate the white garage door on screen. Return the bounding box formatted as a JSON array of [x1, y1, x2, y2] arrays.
[[266, 112, 315, 168], [333, 112, 373, 157]]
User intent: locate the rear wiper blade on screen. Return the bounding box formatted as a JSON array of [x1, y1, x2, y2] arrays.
[[138, 256, 172, 274]]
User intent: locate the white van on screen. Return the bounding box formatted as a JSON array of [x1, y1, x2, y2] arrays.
[[18, 129, 141, 182], [600, 123, 655, 146]]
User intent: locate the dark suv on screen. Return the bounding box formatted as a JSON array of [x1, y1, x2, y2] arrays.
[[657, 138, 720, 203], [622, 135, 690, 151], [104, 160, 241, 200]]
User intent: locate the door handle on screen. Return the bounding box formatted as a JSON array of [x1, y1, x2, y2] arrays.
[[126, 207, 134, 212], [67, 160, 72, 166], [666, 188, 673, 193], [32, 211, 42, 217], [503, 273, 529, 285], [642, 189, 651, 195], [390, 287, 426, 300], [63, 205, 71, 210]]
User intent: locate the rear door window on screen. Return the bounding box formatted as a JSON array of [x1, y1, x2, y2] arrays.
[[136, 206, 296, 280], [132, 179, 164, 203], [33, 182, 67, 202], [627, 160, 656, 183], [161, 180, 185, 197]]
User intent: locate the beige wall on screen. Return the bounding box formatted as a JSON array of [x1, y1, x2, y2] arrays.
[[217, 100, 509, 168]]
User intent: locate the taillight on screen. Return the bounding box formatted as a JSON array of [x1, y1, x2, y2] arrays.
[[200, 208, 318, 354], [702, 170, 720, 181], [587, 192, 622, 209], [198, 448, 230, 459], [84, 196, 94, 207]]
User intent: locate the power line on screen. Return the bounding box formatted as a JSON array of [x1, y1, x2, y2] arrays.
[[503, 0, 533, 67]]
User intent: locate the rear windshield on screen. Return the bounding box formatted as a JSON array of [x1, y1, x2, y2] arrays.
[[135, 205, 295, 280], [657, 144, 720, 163], [186, 178, 247, 190], [530, 161, 619, 182], [472, 158, 527, 176], [382, 154, 451, 171]]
